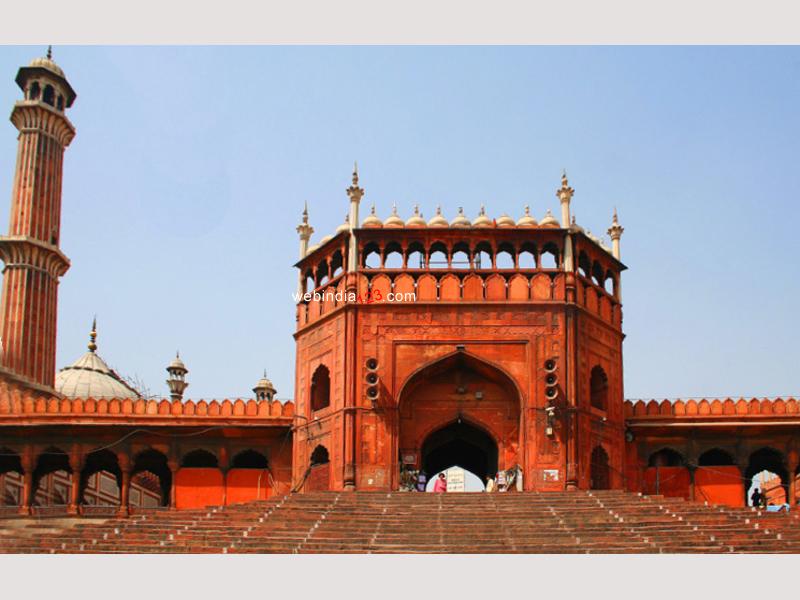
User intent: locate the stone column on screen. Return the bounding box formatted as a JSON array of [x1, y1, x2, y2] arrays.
[[67, 450, 83, 515], [786, 452, 798, 507], [687, 465, 697, 502], [118, 453, 131, 517], [19, 453, 34, 516], [168, 459, 179, 509]]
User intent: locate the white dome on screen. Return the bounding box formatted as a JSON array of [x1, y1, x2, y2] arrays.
[[56, 352, 140, 399], [450, 207, 470, 228], [472, 205, 491, 228], [362, 205, 383, 228], [405, 205, 426, 227], [384, 204, 404, 228], [539, 209, 559, 228], [517, 206, 538, 227], [496, 214, 515, 228], [428, 206, 449, 227]]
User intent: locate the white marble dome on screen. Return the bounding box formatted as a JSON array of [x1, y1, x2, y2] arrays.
[[56, 351, 140, 399]]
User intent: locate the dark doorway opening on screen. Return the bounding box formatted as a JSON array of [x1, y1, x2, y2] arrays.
[[590, 446, 610, 490], [421, 420, 498, 482]]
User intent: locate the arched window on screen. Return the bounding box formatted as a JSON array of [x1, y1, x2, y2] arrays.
[[331, 251, 344, 278], [231, 449, 269, 469], [0, 447, 23, 507], [406, 242, 425, 269], [541, 244, 559, 269], [43, 85, 55, 106], [310, 365, 331, 411], [181, 449, 218, 468], [132, 449, 171, 507], [648, 448, 684, 467], [56, 95, 64, 111], [474, 241, 493, 270], [698, 448, 735, 466], [310, 445, 330, 465], [363, 243, 381, 269], [496, 242, 515, 269], [383, 242, 404, 269], [316, 260, 329, 286], [428, 242, 448, 269], [589, 366, 608, 411], [452, 242, 471, 269], [29, 81, 40, 100], [518, 242, 537, 269]]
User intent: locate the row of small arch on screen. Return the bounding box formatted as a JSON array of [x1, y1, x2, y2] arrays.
[[0, 396, 295, 418], [625, 397, 800, 417], [301, 271, 621, 327]]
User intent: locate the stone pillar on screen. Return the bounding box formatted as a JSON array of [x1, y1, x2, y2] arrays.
[[67, 450, 83, 515], [786, 453, 798, 507], [19, 453, 34, 516], [118, 469, 131, 517], [687, 465, 697, 502], [117, 453, 131, 517], [168, 459, 179, 509], [556, 171, 574, 228]]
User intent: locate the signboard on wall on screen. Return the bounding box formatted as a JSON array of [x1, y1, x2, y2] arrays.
[[446, 467, 466, 492], [543, 469, 560, 482]]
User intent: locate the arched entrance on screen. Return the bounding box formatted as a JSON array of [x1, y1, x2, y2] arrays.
[[421, 420, 498, 482], [397, 351, 521, 490], [590, 446, 610, 490]]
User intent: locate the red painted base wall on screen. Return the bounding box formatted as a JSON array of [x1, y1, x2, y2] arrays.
[[643, 467, 690, 499], [175, 468, 224, 510], [695, 466, 745, 507], [225, 469, 271, 505]]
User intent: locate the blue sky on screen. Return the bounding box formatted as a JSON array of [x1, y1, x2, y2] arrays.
[[0, 46, 797, 401]]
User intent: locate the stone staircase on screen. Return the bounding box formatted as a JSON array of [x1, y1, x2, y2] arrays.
[[2, 490, 799, 553]]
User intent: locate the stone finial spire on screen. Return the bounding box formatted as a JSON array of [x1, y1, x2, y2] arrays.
[[46, 45, 53, 60], [296, 202, 314, 258], [88, 316, 97, 353], [346, 162, 364, 204], [607, 208, 624, 260], [556, 170, 575, 227], [346, 163, 364, 273], [165, 351, 189, 401]]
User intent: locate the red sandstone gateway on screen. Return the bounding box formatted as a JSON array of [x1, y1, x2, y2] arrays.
[[0, 51, 798, 554]]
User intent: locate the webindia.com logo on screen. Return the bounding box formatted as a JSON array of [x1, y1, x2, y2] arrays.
[[292, 289, 417, 304]]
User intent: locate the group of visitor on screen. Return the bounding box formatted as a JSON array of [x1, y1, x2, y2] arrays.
[[484, 465, 523, 493], [399, 464, 524, 492]]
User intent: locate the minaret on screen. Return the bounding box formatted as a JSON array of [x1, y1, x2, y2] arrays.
[[296, 203, 314, 295], [0, 49, 76, 388], [253, 370, 277, 401], [296, 202, 313, 259], [346, 163, 364, 273], [165, 352, 189, 401], [556, 170, 574, 227], [607, 208, 624, 260]]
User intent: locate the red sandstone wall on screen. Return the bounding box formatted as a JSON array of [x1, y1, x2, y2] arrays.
[[695, 466, 744, 507], [225, 469, 271, 504], [175, 468, 224, 509], [643, 467, 690, 499]]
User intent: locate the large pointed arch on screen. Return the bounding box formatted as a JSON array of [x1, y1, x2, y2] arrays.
[[396, 350, 522, 490]]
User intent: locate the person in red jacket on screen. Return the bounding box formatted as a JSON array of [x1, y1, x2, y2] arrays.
[[433, 472, 447, 493]]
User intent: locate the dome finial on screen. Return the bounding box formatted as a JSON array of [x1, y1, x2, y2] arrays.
[[353, 161, 359, 185], [88, 316, 97, 353], [47, 45, 53, 60]]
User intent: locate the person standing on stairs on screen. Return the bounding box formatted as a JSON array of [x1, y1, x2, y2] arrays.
[[433, 473, 447, 493]]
